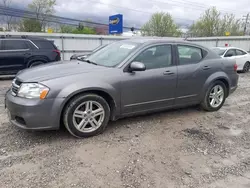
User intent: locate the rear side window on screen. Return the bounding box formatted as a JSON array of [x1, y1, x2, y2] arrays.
[[33, 40, 56, 49], [177, 45, 203, 65], [236, 49, 247, 55], [3, 40, 28, 50], [225, 49, 236, 57]]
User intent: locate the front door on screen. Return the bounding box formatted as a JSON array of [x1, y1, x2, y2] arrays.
[[121, 44, 177, 115]]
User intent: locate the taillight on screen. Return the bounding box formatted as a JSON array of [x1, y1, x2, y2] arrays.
[[234, 64, 238, 72], [53, 49, 60, 55]]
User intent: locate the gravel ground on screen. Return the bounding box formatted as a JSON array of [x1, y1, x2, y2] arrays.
[[0, 74, 250, 188]]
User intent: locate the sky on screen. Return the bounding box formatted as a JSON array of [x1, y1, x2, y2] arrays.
[[7, 0, 250, 28]]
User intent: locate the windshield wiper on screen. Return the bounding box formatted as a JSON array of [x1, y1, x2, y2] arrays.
[[79, 59, 98, 65]]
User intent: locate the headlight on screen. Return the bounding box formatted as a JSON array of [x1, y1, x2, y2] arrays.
[[17, 83, 49, 99]]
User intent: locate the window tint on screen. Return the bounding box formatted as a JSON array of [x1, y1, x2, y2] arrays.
[[225, 49, 236, 57], [4, 40, 28, 50], [177, 45, 203, 65], [236, 49, 247, 56], [33, 40, 56, 49], [134, 45, 172, 70]]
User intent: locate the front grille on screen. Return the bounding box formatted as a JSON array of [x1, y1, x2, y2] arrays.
[[11, 79, 22, 96]]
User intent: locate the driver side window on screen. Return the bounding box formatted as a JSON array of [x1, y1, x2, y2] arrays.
[[133, 44, 172, 70]]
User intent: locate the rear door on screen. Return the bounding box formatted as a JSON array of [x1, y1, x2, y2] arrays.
[[0, 39, 30, 74], [175, 44, 214, 105]]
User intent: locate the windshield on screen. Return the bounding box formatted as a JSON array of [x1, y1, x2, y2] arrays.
[[212, 48, 226, 56], [85, 41, 139, 67], [92, 44, 107, 53]]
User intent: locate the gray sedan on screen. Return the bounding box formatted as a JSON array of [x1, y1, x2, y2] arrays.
[[5, 39, 239, 138]]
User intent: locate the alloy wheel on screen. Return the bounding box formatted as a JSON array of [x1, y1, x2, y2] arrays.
[[72, 101, 105, 133], [209, 85, 224, 108]]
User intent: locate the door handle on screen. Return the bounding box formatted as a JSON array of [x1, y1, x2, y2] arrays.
[[163, 70, 175, 75], [203, 66, 211, 70], [24, 53, 31, 56]]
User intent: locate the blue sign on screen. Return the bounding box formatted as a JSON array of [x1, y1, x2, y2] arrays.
[[109, 14, 123, 34]]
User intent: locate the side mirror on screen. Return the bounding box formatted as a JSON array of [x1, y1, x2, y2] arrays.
[[129, 62, 146, 72]]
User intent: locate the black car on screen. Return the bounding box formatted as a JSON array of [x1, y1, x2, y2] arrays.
[[70, 44, 107, 60], [0, 35, 61, 75]]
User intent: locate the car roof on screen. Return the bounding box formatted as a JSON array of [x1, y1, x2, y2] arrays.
[[122, 38, 208, 49], [124, 38, 188, 44], [0, 35, 49, 41], [213, 46, 244, 50]]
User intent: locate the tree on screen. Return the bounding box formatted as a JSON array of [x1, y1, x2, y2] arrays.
[[189, 7, 242, 37], [1, 0, 13, 31], [60, 25, 74, 33], [19, 18, 42, 32], [28, 0, 56, 31], [59, 23, 97, 34], [141, 12, 181, 37]]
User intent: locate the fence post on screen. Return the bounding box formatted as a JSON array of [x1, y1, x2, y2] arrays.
[[61, 36, 65, 60], [100, 37, 103, 45], [216, 38, 219, 47]]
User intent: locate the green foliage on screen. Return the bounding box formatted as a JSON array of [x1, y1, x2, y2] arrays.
[[0, 28, 4, 31], [141, 12, 181, 37], [189, 7, 243, 37], [60, 25, 74, 33], [19, 18, 42, 32], [60, 24, 96, 34], [61, 23, 96, 34], [72, 27, 96, 34]]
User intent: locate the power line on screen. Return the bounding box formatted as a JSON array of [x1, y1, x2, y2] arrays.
[[83, 0, 247, 20], [0, 6, 136, 30], [0, 6, 185, 36], [152, 0, 248, 15], [81, 0, 194, 22]]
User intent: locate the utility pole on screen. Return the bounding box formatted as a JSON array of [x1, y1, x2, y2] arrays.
[[243, 13, 250, 35]]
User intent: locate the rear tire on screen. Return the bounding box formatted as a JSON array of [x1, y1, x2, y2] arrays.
[[243, 62, 250, 73], [29, 61, 45, 68], [201, 81, 226, 112], [63, 94, 110, 138]]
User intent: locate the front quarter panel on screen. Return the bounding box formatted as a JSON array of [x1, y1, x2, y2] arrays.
[[41, 71, 122, 116]]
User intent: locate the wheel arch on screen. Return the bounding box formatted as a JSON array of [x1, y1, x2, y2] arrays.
[[59, 89, 118, 127], [201, 72, 230, 100], [27, 57, 49, 67]]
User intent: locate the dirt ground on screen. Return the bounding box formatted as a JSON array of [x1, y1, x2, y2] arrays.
[[0, 74, 250, 188]]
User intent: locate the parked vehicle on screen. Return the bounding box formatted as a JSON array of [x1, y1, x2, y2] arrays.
[[5, 39, 238, 138], [0, 35, 61, 75], [212, 47, 250, 73], [70, 44, 107, 60]]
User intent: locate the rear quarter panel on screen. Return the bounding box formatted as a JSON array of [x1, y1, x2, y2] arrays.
[[200, 58, 238, 100]]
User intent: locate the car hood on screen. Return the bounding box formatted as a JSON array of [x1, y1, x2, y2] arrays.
[[16, 61, 108, 82]]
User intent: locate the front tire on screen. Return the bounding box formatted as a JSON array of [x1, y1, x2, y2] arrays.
[[201, 81, 226, 112], [243, 62, 250, 73], [63, 94, 110, 138]]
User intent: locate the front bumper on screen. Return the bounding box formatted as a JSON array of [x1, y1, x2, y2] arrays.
[[5, 90, 64, 130]]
